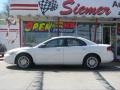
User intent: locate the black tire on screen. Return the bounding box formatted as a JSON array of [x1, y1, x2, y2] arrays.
[[16, 54, 33, 69], [83, 55, 100, 69]]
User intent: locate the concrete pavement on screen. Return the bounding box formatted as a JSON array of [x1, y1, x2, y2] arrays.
[[0, 61, 120, 90]]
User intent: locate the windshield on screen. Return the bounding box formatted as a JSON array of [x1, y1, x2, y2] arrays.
[[34, 38, 52, 48]]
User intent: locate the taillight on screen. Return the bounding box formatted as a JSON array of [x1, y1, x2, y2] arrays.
[[107, 46, 112, 51]]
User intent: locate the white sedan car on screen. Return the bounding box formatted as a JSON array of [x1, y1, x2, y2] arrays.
[[4, 36, 113, 69]]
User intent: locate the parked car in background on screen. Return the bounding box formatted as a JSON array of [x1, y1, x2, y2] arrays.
[[0, 43, 7, 57], [4, 36, 113, 69]]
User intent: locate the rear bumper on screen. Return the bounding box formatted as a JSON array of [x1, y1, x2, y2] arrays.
[[101, 51, 114, 63]]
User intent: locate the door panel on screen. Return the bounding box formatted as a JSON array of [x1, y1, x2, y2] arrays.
[[63, 38, 87, 64], [63, 46, 85, 64], [34, 47, 63, 64], [34, 38, 64, 64]]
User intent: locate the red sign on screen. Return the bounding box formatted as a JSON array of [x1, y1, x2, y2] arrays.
[[63, 22, 76, 29]]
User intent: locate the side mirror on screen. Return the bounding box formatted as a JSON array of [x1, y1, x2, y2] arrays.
[[39, 44, 46, 48]]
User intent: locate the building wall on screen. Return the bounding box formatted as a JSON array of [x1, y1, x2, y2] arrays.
[[7, 0, 120, 59], [0, 19, 20, 50]]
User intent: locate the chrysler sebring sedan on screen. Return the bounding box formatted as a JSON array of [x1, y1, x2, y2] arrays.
[[4, 36, 113, 69]]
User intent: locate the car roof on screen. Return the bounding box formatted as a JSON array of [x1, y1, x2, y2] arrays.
[[51, 36, 88, 41], [34, 36, 96, 48], [51, 36, 81, 39], [51, 36, 96, 45]]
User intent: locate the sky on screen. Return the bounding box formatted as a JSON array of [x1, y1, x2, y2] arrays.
[[0, 0, 8, 12]]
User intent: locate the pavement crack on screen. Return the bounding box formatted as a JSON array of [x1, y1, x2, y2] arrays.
[[26, 71, 44, 90], [93, 71, 116, 90], [39, 71, 44, 90]]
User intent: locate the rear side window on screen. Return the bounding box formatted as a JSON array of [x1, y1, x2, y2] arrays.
[[79, 39, 87, 46], [66, 38, 87, 46]]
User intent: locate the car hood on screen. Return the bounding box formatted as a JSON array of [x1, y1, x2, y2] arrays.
[[6, 47, 32, 53]]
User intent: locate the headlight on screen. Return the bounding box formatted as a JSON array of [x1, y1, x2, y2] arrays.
[[5, 51, 16, 56], [9, 52, 15, 55]]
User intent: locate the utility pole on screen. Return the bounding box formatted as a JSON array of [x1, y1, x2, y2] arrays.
[[57, 17, 60, 36]]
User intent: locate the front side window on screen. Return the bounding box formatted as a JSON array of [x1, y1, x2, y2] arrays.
[[45, 39, 64, 48]]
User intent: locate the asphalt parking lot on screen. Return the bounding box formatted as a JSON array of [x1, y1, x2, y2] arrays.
[[0, 61, 120, 90]]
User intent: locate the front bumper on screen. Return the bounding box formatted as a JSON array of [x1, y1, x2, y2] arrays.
[[4, 53, 16, 64]]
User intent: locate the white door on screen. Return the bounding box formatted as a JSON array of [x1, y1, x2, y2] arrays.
[[63, 38, 87, 64], [35, 38, 64, 64]]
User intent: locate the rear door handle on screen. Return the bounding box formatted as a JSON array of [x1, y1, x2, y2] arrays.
[[82, 47, 86, 50]]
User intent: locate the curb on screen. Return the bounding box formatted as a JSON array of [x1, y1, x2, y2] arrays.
[[102, 61, 120, 66]]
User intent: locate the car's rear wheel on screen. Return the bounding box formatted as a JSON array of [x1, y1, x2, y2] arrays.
[[83, 55, 100, 69], [16, 54, 33, 69]]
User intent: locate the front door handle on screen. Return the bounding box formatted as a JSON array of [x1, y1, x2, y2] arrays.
[[56, 48, 61, 51]]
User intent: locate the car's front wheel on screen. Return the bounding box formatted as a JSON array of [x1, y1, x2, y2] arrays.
[[83, 55, 100, 69], [16, 54, 33, 69]]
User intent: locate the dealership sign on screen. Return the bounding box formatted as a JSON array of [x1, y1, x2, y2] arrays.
[[37, 0, 120, 17], [10, 0, 120, 18]]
